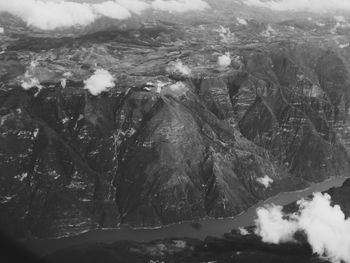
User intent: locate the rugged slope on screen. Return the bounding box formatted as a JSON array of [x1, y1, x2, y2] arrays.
[[1, 10, 350, 239]]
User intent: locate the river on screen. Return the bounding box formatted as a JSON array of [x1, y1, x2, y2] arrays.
[[23, 176, 348, 256]]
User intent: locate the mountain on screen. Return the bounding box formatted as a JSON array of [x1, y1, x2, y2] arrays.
[[1, 3, 350, 241]]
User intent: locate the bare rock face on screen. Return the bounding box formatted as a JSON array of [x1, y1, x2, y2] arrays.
[[0, 70, 301, 238], [1, 10, 350, 239], [238, 44, 350, 183]]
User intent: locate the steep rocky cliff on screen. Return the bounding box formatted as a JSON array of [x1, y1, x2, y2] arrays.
[[1, 8, 350, 239]]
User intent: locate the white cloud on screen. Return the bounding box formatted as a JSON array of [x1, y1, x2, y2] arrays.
[[260, 24, 276, 38], [152, 80, 171, 93], [151, 0, 209, 13], [256, 175, 274, 188], [244, 0, 350, 13], [115, 0, 150, 15], [0, 0, 97, 30], [0, 0, 210, 30], [167, 60, 191, 76], [236, 17, 248, 25], [217, 52, 231, 68], [92, 1, 131, 20], [168, 81, 187, 92], [255, 193, 350, 263], [255, 205, 298, 244], [84, 69, 115, 96], [21, 77, 43, 90], [21, 60, 43, 91], [0, 27, 4, 34], [215, 25, 236, 43], [61, 78, 67, 89], [161, 81, 188, 96]]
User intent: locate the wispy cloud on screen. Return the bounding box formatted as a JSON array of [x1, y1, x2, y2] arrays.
[[244, 0, 350, 13], [151, 0, 209, 13], [255, 193, 350, 263]]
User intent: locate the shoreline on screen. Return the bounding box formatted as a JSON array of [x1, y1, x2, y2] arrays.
[[22, 176, 349, 256]]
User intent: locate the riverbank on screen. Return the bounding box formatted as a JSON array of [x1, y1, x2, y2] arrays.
[[23, 176, 349, 256]]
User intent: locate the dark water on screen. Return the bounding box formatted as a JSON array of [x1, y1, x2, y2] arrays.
[[24, 176, 348, 256]]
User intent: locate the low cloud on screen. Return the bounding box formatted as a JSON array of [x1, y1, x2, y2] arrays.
[[84, 69, 115, 96], [115, 0, 151, 15], [244, 0, 350, 13], [0, 0, 210, 30], [21, 60, 43, 91], [217, 52, 231, 68], [151, 0, 209, 13], [21, 77, 42, 90], [255, 193, 350, 263], [166, 60, 192, 76], [0, 0, 96, 30], [256, 175, 274, 188], [92, 1, 131, 21]]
